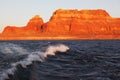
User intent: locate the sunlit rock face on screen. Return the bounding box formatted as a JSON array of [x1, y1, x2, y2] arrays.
[[2, 15, 43, 36], [43, 9, 120, 35], [0, 9, 120, 39], [26, 15, 44, 33], [2, 26, 25, 36]]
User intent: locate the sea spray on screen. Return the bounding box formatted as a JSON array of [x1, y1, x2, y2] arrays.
[[1, 44, 69, 80], [12, 44, 69, 68], [44, 44, 69, 57]]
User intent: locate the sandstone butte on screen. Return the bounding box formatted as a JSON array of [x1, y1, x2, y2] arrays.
[[0, 9, 120, 40]]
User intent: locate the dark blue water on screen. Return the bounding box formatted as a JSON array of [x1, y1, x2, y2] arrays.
[[0, 40, 120, 80]]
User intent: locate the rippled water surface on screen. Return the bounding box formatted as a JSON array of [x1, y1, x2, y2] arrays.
[[0, 40, 120, 80]]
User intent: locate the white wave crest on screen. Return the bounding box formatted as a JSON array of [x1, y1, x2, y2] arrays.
[[44, 44, 69, 57], [1, 44, 69, 80]]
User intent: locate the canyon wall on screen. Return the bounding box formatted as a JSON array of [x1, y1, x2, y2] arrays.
[[43, 9, 120, 35], [0, 9, 120, 39]]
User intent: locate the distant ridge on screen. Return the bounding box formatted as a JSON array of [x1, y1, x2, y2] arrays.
[[0, 9, 120, 40]]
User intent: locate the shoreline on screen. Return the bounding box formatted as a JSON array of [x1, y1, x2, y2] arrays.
[[0, 35, 120, 40]]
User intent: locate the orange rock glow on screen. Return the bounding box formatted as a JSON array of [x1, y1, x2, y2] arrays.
[[0, 9, 120, 40]]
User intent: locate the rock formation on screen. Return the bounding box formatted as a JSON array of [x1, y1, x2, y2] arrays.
[[2, 15, 43, 36], [43, 9, 120, 35], [26, 15, 43, 33], [0, 9, 120, 39]]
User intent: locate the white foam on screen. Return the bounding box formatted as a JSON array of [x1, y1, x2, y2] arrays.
[[1, 44, 69, 80], [6, 67, 17, 75], [44, 44, 69, 57]]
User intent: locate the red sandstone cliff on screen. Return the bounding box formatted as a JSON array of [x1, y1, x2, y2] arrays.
[[43, 9, 120, 35], [1, 15, 43, 36], [0, 9, 120, 39]]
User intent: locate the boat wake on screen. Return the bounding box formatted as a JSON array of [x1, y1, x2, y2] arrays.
[[0, 43, 69, 80]]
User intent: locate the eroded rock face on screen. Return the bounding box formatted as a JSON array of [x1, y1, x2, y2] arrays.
[[1, 9, 120, 38], [26, 15, 43, 32], [50, 9, 111, 21], [2, 26, 25, 36], [44, 9, 120, 35], [2, 15, 43, 36]]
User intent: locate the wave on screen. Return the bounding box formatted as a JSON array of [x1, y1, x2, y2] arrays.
[[44, 44, 69, 57], [0, 44, 69, 80]]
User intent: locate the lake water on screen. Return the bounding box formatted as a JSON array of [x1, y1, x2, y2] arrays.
[[0, 40, 120, 80]]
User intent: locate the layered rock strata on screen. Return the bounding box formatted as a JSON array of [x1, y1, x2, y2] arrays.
[[43, 9, 120, 35], [0, 9, 120, 39]]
